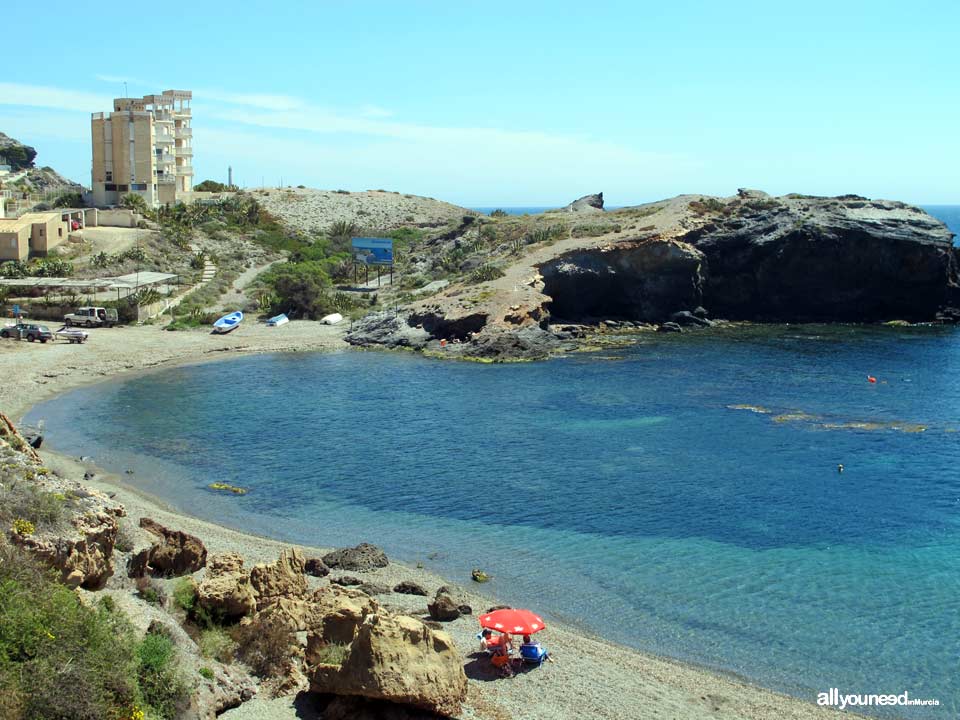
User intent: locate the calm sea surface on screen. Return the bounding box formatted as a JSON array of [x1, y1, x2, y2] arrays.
[[27, 323, 960, 717]]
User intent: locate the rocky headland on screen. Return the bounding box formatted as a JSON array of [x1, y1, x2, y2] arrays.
[[345, 190, 958, 360]]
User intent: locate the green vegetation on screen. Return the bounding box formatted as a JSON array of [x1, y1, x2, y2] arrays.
[[0, 546, 187, 720], [0, 257, 74, 279], [198, 627, 237, 663], [198, 667, 215, 681], [467, 264, 505, 284], [232, 616, 294, 678], [311, 642, 349, 666], [136, 632, 189, 719], [0, 141, 37, 171], [194, 179, 235, 193], [689, 198, 729, 216], [0, 471, 69, 535], [571, 222, 622, 238], [120, 194, 149, 214], [172, 578, 197, 614], [52, 192, 84, 209], [489, 209, 508, 218]]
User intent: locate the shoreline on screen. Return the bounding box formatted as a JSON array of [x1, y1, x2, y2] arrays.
[[5, 324, 859, 719]]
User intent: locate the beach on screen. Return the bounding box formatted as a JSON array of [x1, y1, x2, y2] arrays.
[[3, 325, 853, 720]]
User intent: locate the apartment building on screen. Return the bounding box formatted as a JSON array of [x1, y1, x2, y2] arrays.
[[91, 89, 194, 208]]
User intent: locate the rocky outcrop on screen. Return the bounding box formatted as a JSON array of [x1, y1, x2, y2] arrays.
[[394, 581, 428, 596], [426, 587, 462, 621], [310, 613, 468, 718], [250, 547, 307, 610], [196, 552, 257, 620], [680, 194, 958, 322], [540, 238, 705, 322], [561, 192, 605, 213], [323, 543, 389, 572], [192, 663, 257, 719], [131, 517, 207, 578], [304, 557, 330, 577], [345, 312, 431, 350]]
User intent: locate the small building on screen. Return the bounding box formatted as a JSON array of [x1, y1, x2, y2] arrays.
[[0, 212, 70, 261]]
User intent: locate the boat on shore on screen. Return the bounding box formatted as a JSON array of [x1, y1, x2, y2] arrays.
[[321, 312, 343, 325], [267, 313, 289, 327], [213, 311, 243, 334]]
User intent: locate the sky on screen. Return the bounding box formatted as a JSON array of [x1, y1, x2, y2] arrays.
[[1, 0, 958, 206]]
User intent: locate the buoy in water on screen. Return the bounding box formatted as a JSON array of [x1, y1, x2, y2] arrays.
[[837, 464, 844, 474], [867, 376, 877, 383]]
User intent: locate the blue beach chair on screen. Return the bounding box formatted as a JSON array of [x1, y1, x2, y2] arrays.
[[519, 642, 549, 667]]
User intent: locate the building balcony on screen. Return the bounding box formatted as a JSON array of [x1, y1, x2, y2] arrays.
[[175, 146, 193, 156], [157, 174, 177, 184], [155, 153, 175, 164], [154, 134, 174, 145], [175, 127, 192, 138], [176, 165, 194, 175]]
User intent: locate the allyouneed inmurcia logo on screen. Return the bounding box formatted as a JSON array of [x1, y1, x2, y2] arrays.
[[817, 689, 939, 710]]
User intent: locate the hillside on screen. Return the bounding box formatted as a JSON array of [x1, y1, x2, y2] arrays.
[[0, 131, 84, 195]]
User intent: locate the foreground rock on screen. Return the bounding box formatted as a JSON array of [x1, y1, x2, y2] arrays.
[[310, 613, 468, 718], [197, 552, 257, 620]]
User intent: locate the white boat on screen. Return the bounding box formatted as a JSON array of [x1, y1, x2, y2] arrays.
[[320, 313, 343, 325], [213, 311, 243, 334], [267, 313, 289, 327]]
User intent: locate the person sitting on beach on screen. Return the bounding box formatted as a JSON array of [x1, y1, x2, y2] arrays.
[[479, 628, 500, 652], [520, 634, 551, 662]]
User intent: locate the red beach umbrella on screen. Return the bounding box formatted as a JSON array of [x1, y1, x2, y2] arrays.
[[479, 608, 546, 635]]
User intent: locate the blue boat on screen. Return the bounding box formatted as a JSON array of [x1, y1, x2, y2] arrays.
[[213, 311, 243, 334], [267, 313, 289, 327]]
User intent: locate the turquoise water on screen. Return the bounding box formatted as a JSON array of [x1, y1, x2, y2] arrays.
[[27, 325, 960, 717]]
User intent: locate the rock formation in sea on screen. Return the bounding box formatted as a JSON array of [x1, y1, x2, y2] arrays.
[[345, 190, 959, 360]]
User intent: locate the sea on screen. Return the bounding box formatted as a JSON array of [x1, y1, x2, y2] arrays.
[[24, 206, 960, 718]]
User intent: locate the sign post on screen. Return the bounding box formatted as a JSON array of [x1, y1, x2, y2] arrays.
[[351, 237, 394, 288]]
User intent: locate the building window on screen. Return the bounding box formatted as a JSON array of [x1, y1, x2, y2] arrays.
[[117, 184, 129, 192], [58, 228, 63, 237], [105, 171, 113, 181], [131, 183, 147, 191], [105, 183, 117, 191]]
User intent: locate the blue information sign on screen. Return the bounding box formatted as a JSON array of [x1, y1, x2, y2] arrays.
[[351, 237, 394, 265]]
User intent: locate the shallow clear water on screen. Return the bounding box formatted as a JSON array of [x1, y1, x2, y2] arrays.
[[27, 324, 960, 717]]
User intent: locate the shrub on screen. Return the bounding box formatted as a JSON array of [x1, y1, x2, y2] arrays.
[[199, 667, 215, 681], [468, 264, 505, 284], [0, 546, 142, 720], [489, 209, 508, 218], [199, 627, 237, 663], [311, 642, 349, 666], [172, 578, 197, 613], [137, 632, 188, 719], [115, 521, 136, 553], [120, 193, 148, 214], [52, 192, 84, 208], [232, 615, 294, 678], [0, 480, 67, 533], [136, 577, 165, 606], [11, 518, 35, 536]]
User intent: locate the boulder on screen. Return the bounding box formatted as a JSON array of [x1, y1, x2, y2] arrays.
[[191, 663, 257, 720], [393, 581, 428, 596], [427, 589, 461, 622], [670, 310, 713, 327], [310, 613, 467, 717], [321, 696, 448, 720], [359, 582, 391, 596], [345, 312, 431, 350], [331, 575, 363, 586], [323, 543, 388, 572], [304, 557, 330, 577], [250, 547, 308, 610], [307, 586, 381, 647], [136, 517, 207, 577], [197, 552, 256, 621], [657, 322, 682, 333]]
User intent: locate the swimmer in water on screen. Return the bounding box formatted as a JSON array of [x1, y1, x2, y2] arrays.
[[837, 464, 844, 474]]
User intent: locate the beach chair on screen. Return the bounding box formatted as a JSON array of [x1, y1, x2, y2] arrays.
[[477, 631, 504, 654], [519, 642, 549, 667]]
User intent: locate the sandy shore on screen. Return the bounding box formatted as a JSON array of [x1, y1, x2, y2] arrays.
[[5, 325, 852, 720]]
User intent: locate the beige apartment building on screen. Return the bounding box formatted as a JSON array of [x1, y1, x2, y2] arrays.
[[91, 89, 194, 208]]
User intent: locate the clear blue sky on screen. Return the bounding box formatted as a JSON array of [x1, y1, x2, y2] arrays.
[[2, 0, 957, 206]]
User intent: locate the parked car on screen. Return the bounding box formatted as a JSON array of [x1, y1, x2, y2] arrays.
[[0, 323, 54, 343], [63, 306, 118, 327]]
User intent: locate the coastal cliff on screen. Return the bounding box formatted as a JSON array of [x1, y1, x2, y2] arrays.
[[346, 190, 958, 360]]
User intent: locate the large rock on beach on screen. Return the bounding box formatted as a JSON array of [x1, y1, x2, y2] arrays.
[[323, 543, 389, 572], [427, 588, 462, 621], [310, 613, 467, 717], [135, 517, 207, 577], [197, 552, 257, 620], [250, 547, 308, 609]]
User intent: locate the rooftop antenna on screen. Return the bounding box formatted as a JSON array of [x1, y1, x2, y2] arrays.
[[228, 166, 233, 188]]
